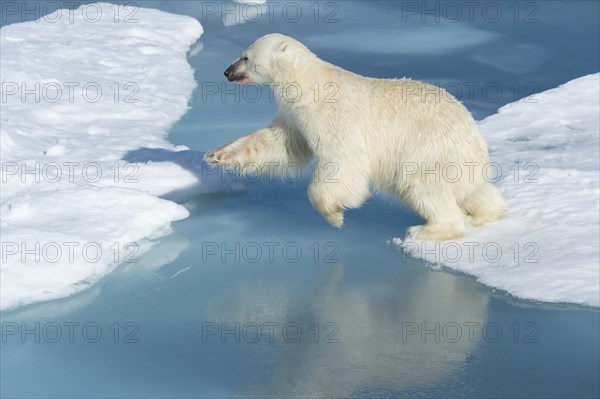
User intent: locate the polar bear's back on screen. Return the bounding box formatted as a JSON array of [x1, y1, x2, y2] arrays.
[[349, 78, 490, 194]]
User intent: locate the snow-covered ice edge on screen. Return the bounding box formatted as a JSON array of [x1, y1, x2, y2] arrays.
[[0, 4, 234, 311], [395, 73, 600, 308]]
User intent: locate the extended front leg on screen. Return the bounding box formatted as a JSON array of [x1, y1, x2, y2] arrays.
[[204, 124, 311, 176]]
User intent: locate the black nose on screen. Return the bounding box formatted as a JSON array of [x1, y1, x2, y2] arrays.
[[224, 66, 233, 78]]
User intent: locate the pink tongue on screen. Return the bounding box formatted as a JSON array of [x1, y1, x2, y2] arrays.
[[239, 77, 252, 84]]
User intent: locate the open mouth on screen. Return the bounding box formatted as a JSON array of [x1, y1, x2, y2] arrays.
[[229, 75, 251, 84]]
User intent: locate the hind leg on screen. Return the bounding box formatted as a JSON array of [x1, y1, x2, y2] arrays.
[[405, 191, 466, 241], [460, 183, 507, 227]]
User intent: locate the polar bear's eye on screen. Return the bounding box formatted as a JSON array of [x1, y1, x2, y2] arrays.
[[241, 55, 249, 61]]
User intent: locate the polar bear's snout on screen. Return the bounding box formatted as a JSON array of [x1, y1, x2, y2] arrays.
[[223, 63, 237, 80], [224, 61, 251, 83]]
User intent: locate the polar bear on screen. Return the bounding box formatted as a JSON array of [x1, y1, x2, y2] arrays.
[[205, 33, 507, 240]]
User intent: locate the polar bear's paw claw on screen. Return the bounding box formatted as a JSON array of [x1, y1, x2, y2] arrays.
[[204, 146, 238, 168]]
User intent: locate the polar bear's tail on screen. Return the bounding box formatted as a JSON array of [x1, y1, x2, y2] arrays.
[[460, 182, 508, 227]]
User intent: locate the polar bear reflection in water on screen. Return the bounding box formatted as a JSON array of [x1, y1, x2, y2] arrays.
[[208, 264, 488, 397], [205, 33, 507, 241]]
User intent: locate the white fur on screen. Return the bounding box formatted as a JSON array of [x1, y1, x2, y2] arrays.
[[206, 33, 507, 240]]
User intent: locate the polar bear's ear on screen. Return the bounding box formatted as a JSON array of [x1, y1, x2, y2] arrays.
[[275, 40, 288, 53]]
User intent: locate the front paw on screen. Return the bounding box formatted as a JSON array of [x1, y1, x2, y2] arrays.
[[204, 144, 238, 168]]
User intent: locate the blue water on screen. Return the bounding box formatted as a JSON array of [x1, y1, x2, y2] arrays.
[[2, 1, 600, 398]]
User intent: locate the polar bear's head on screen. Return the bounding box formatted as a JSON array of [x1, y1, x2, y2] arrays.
[[224, 33, 308, 85]]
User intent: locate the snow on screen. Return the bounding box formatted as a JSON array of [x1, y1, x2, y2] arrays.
[[395, 73, 600, 307], [0, 3, 236, 311]]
